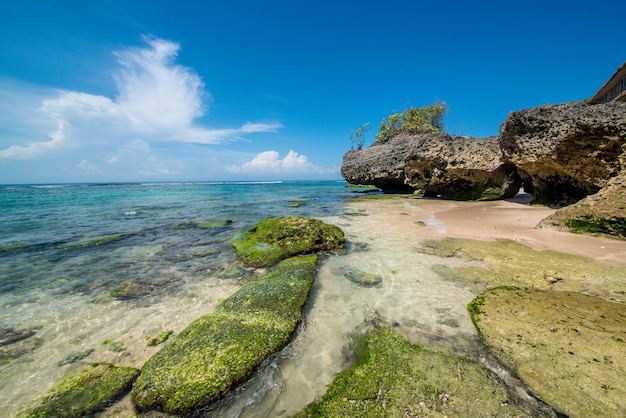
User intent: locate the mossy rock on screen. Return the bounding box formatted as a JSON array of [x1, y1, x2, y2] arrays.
[[343, 268, 383, 287], [468, 287, 626, 417], [565, 215, 626, 238], [21, 363, 139, 418], [131, 255, 318, 415], [231, 216, 344, 267], [418, 238, 626, 302], [297, 328, 531, 417], [146, 330, 173, 347]]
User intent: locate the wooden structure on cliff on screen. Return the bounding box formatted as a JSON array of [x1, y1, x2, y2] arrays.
[[590, 61, 626, 104]]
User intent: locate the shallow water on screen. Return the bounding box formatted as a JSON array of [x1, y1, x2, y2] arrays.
[[1, 185, 577, 416], [0, 181, 351, 417], [190, 198, 487, 418]]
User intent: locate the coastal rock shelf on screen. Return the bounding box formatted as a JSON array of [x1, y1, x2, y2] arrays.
[[469, 287, 626, 418], [297, 328, 534, 417]]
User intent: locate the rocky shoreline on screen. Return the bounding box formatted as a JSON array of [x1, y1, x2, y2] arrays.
[[342, 101, 626, 240], [16, 101, 626, 417]]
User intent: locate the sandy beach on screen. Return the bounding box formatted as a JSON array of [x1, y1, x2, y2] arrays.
[[356, 193, 626, 266]]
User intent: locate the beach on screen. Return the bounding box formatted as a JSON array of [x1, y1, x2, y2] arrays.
[[2, 185, 625, 416]]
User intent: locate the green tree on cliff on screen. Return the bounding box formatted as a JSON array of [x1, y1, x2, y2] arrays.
[[376, 102, 447, 143], [348, 122, 371, 150]]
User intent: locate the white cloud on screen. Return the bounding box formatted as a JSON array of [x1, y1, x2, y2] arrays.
[[227, 150, 323, 175], [0, 121, 66, 160], [0, 36, 282, 164], [78, 159, 98, 171]]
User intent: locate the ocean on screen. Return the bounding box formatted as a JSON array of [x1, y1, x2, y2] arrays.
[[1, 181, 494, 417]]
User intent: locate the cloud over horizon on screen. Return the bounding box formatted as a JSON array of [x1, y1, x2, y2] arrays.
[[0, 36, 282, 165], [227, 150, 331, 177]]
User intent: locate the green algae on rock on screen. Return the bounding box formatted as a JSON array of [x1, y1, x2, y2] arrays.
[[418, 238, 626, 302], [21, 363, 139, 418], [297, 328, 531, 417], [231, 216, 344, 267], [146, 330, 173, 347], [131, 255, 318, 415], [468, 287, 626, 418]]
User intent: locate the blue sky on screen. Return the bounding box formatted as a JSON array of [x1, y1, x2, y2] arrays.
[[0, 1, 624, 184]]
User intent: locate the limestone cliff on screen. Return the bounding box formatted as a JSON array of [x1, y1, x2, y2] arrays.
[[341, 132, 520, 200], [500, 101, 626, 205]]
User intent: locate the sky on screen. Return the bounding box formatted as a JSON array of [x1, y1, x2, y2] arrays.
[[0, 1, 625, 184]]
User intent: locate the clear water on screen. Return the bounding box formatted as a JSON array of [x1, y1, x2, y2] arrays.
[[1, 183, 517, 417], [0, 181, 359, 416]]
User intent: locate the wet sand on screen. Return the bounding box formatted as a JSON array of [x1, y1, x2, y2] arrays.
[[420, 193, 626, 266]]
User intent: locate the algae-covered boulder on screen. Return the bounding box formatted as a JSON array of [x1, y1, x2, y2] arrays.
[[231, 216, 345, 267], [298, 328, 531, 417], [21, 363, 139, 418], [132, 255, 318, 415], [468, 287, 626, 417]]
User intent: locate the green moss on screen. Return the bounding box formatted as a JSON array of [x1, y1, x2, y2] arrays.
[[146, 330, 173, 347], [344, 184, 377, 189], [565, 215, 626, 238], [231, 216, 344, 267], [21, 363, 139, 418], [131, 255, 318, 415], [469, 288, 626, 417], [419, 238, 626, 302], [287, 199, 307, 208], [0, 242, 27, 252], [478, 187, 505, 201], [297, 328, 530, 417], [194, 219, 233, 229]]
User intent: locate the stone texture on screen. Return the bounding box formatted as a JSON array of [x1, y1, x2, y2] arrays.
[[341, 132, 521, 199], [342, 101, 626, 208], [499, 101, 626, 205], [538, 164, 626, 239], [469, 287, 626, 418]]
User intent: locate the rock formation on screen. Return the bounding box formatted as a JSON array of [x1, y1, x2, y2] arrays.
[[342, 101, 626, 231], [500, 101, 626, 205], [341, 132, 521, 200]]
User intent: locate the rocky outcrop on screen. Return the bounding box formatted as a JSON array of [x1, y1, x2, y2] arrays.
[[500, 101, 626, 205], [341, 132, 521, 200], [469, 287, 626, 418], [538, 155, 626, 239], [343, 102, 626, 207]]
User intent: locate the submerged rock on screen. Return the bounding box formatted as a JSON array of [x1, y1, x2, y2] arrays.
[[0, 327, 43, 362], [131, 255, 318, 415], [468, 287, 626, 417], [231, 216, 345, 267], [21, 363, 139, 418], [343, 267, 383, 287], [57, 348, 94, 366], [297, 328, 534, 417]]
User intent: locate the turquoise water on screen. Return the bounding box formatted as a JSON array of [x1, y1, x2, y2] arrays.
[[0, 181, 356, 415]]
